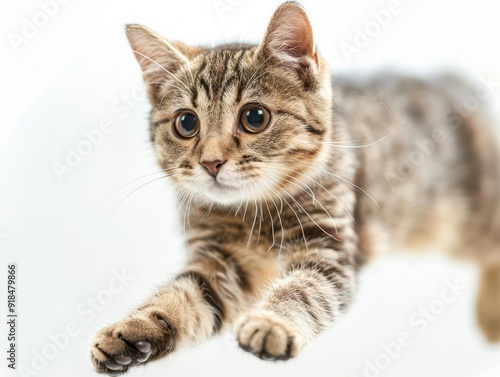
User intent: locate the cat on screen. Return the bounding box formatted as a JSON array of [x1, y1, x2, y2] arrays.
[[90, 2, 500, 374]]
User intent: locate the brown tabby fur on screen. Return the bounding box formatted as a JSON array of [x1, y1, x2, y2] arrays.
[[90, 2, 500, 374]]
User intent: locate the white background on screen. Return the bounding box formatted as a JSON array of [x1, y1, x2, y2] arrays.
[[1, 0, 500, 376]]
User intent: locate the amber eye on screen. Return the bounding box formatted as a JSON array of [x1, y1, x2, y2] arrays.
[[239, 104, 271, 133], [174, 111, 199, 138]]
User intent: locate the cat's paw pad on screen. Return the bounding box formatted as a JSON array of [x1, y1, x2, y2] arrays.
[[90, 314, 175, 375], [235, 311, 303, 361]]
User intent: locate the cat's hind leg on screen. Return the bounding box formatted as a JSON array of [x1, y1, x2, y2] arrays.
[[477, 262, 500, 342]]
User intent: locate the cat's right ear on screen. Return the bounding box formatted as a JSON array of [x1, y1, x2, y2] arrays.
[[125, 25, 198, 100]]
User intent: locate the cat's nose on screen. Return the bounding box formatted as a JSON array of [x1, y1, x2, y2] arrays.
[[201, 160, 226, 177]]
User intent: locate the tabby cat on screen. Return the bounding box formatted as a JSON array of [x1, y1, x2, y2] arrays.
[[90, 2, 500, 374]]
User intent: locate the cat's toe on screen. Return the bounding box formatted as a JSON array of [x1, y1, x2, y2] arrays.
[[235, 311, 303, 361], [113, 354, 133, 366], [91, 339, 152, 375], [90, 314, 175, 374]]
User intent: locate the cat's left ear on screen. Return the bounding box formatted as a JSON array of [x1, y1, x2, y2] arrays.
[[258, 2, 318, 74]]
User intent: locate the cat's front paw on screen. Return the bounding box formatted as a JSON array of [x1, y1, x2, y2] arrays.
[[90, 314, 175, 375], [235, 310, 303, 361]]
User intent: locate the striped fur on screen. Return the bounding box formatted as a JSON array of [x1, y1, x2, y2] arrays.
[[90, 2, 500, 374]]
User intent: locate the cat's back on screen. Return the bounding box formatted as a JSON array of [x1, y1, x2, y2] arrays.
[[331, 71, 500, 258]]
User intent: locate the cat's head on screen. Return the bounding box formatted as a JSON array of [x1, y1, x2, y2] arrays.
[[126, 2, 335, 206]]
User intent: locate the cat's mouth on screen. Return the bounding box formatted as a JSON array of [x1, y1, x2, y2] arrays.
[[209, 180, 237, 191]]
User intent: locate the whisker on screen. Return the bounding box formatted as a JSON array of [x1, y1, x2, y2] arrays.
[[245, 42, 288, 88], [247, 186, 259, 247], [289, 157, 379, 207], [159, 89, 177, 108], [322, 137, 373, 145], [185, 192, 195, 229], [234, 186, 246, 216], [256, 199, 263, 245], [100, 167, 180, 207], [274, 182, 341, 243], [263, 169, 339, 233], [236, 136, 360, 221], [200, 197, 215, 221], [242, 188, 250, 222], [261, 176, 309, 254], [156, 180, 184, 213], [267, 189, 285, 254], [265, 166, 355, 222], [146, 81, 190, 98], [255, 183, 276, 252], [132, 49, 192, 94], [176, 45, 196, 88], [178, 186, 194, 259], [98, 172, 181, 231], [320, 128, 397, 149]]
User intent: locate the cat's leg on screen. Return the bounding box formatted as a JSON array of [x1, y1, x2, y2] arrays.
[[477, 262, 500, 342], [235, 245, 357, 360], [90, 245, 255, 375]]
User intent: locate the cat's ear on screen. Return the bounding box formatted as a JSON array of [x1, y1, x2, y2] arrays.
[[258, 2, 318, 74], [125, 25, 199, 99]]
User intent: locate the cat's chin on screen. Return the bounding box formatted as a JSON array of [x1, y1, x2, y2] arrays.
[[200, 183, 244, 206], [202, 190, 242, 206]]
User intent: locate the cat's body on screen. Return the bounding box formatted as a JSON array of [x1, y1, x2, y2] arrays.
[[90, 3, 500, 374], [336, 73, 500, 260]]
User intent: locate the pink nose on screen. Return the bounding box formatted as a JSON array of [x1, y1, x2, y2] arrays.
[[201, 160, 226, 177]]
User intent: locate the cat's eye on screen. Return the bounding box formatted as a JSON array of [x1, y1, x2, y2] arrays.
[[174, 111, 199, 138], [239, 104, 271, 133]]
